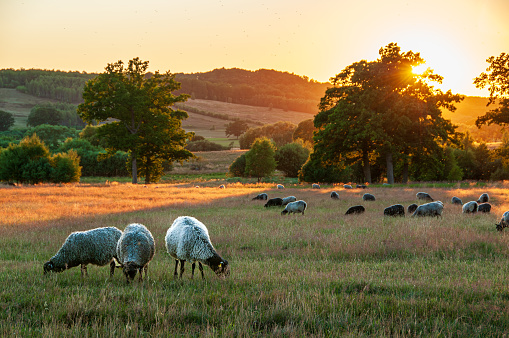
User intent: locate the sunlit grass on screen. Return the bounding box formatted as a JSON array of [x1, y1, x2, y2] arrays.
[[2, 182, 509, 335]]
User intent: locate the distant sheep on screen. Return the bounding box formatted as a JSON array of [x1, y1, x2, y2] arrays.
[[356, 184, 367, 189], [362, 193, 376, 201], [462, 201, 478, 214], [281, 200, 307, 215], [343, 184, 353, 189], [496, 211, 509, 232], [282, 196, 297, 206], [312, 183, 320, 189], [384, 204, 405, 217], [416, 192, 433, 202], [451, 196, 462, 205], [411, 201, 443, 217], [219, 184, 225, 189], [277, 184, 285, 189], [264, 197, 283, 208], [330, 191, 339, 199], [345, 205, 365, 215], [407, 204, 418, 214], [252, 193, 268, 200], [116, 223, 155, 283], [165, 216, 229, 279], [43, 227, 122, 277], [478, 203, 491, 213], [477, 193, 489, 204]]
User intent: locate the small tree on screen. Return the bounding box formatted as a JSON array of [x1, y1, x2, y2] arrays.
[[0, 110, 15, 131], [275, 141, 310, 177], [245, 137, 277, 182], [228, 154, 247, 177], [50, 150, 81, 183], [27, 105, 62, 127], [225, 120, 249, 139]]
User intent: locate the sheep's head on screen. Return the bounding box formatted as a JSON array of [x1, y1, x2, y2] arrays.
[[496, 222, 507, 232], [212, 260, 230, 278], [122, 262, 138, 282], [43, 261, 65, 274], [281, 209, 289, 216]]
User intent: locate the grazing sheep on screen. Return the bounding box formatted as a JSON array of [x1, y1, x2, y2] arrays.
[[451, 196, 462, 205], [312, 183, 320, 189], [277, 184, 285, 189], [411, 201, 444, 217], [165, 216, 229, 279], [416, 192, 433, 202], [384, 204, 405, 217], [407, 204, 418, 214], [356, 184, 367, 189], [264, 197, 283, 208], [116, 223, 155, 283], [477, 193, 489, 204], [282, 196, 297, 206], [362, 193, 376, 201], [252, 193, 268, 200], [496, 211, 509, 231], [281, 200, 307, 215], [330, 191, 339, 199], [219, 184, 225, 189], [43, 227, 122, 277], [345, 205, 365, 215], [343, 184, 353, 189], [478, 203, 491, 213], [462, 201, 478, 214]]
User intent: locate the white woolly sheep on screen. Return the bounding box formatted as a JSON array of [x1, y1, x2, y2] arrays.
[[312, 183, 320, 189], [281, 200, 307, 215], [116, 223, 155, 283], [462, 201, 478, 214], [477, 193, 489, 204], [252, 193, 268, 200], [416, 192, 433, 202], [451, 196, 462, 205], [282, 196, 297, 206], [343, 184, 353, 189], [165, 216, 229, 279], [362, 193, 376, 201], [384, 204, 405, 217], [330, 191, 339, 199], [496, 211, 509, 232], [43, 227, 122, 277], [411, 201, 443, 217], [277, 184, 285, 189], [219, 184, 226, 189]]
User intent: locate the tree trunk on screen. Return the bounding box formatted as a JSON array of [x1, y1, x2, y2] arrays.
[[402, 158, 409, 184], [386, 152, 394, 184], [362, 150, 372, 184], [131, 155, 138, 184]]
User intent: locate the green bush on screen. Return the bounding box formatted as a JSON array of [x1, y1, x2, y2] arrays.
[[186, 140, 228, 151], [275, 142, 310, 177], [50, 150, 81, 183], [228, 154, 247, 177], [299, 153, 352, 183]]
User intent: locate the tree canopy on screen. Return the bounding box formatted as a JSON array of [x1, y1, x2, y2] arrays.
[[0, 110, 14, 131], [77, 57, 194, 184], [311, 43, 462, 183], [474, 53, 509, 127]]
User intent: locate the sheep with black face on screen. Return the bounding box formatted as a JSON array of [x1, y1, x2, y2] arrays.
[[116, 223, 155, 283]]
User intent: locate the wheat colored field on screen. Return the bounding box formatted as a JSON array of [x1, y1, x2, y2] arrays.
[[2, 182, 509, 336]]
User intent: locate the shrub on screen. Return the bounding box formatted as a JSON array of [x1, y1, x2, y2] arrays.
[[299, 153, 352, 183], [186, 140, 228, 151], [275, 142, 310, 177], [228, 154, 247, 177], [50, 150, 81, 183], [0, 110, 15, 131], [245, 137, 277, 182]]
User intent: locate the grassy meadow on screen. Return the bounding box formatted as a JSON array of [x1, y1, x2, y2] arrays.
[[2, 182, 509, 336]]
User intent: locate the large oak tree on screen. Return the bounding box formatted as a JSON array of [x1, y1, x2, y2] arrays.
[[311, 43, 462, 183], [78, 58, 193, 184]]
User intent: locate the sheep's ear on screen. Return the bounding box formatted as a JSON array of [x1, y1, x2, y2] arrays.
[[219, 262, 223, 269]]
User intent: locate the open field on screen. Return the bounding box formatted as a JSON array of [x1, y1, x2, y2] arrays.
[[2, 182, 509, 335]]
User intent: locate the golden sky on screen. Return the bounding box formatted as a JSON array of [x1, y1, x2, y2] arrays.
[[1, 0, 508, 96]]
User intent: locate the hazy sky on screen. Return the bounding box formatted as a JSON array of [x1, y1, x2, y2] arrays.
[[2, 0, 508, 96]]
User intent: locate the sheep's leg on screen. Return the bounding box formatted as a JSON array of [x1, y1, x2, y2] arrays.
[[81, 264, 87, 277], [173, 260, 179, 278], [179, 260, 185, 279], [144, 264, 148, 279], [138, 268, 143, 282], [191, 262, 196, 279], [110, 261, 116, 277], [198, 262, 204, 280]]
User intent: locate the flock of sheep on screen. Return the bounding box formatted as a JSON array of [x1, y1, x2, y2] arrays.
[[43, 183, 509, 282], [43, 216, 230, 282]]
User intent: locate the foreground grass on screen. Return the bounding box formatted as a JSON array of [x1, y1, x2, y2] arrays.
[[1, 183, 509, 336]]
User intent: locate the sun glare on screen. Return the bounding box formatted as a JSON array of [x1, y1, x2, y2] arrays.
[[411, 63, 428, 75]]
